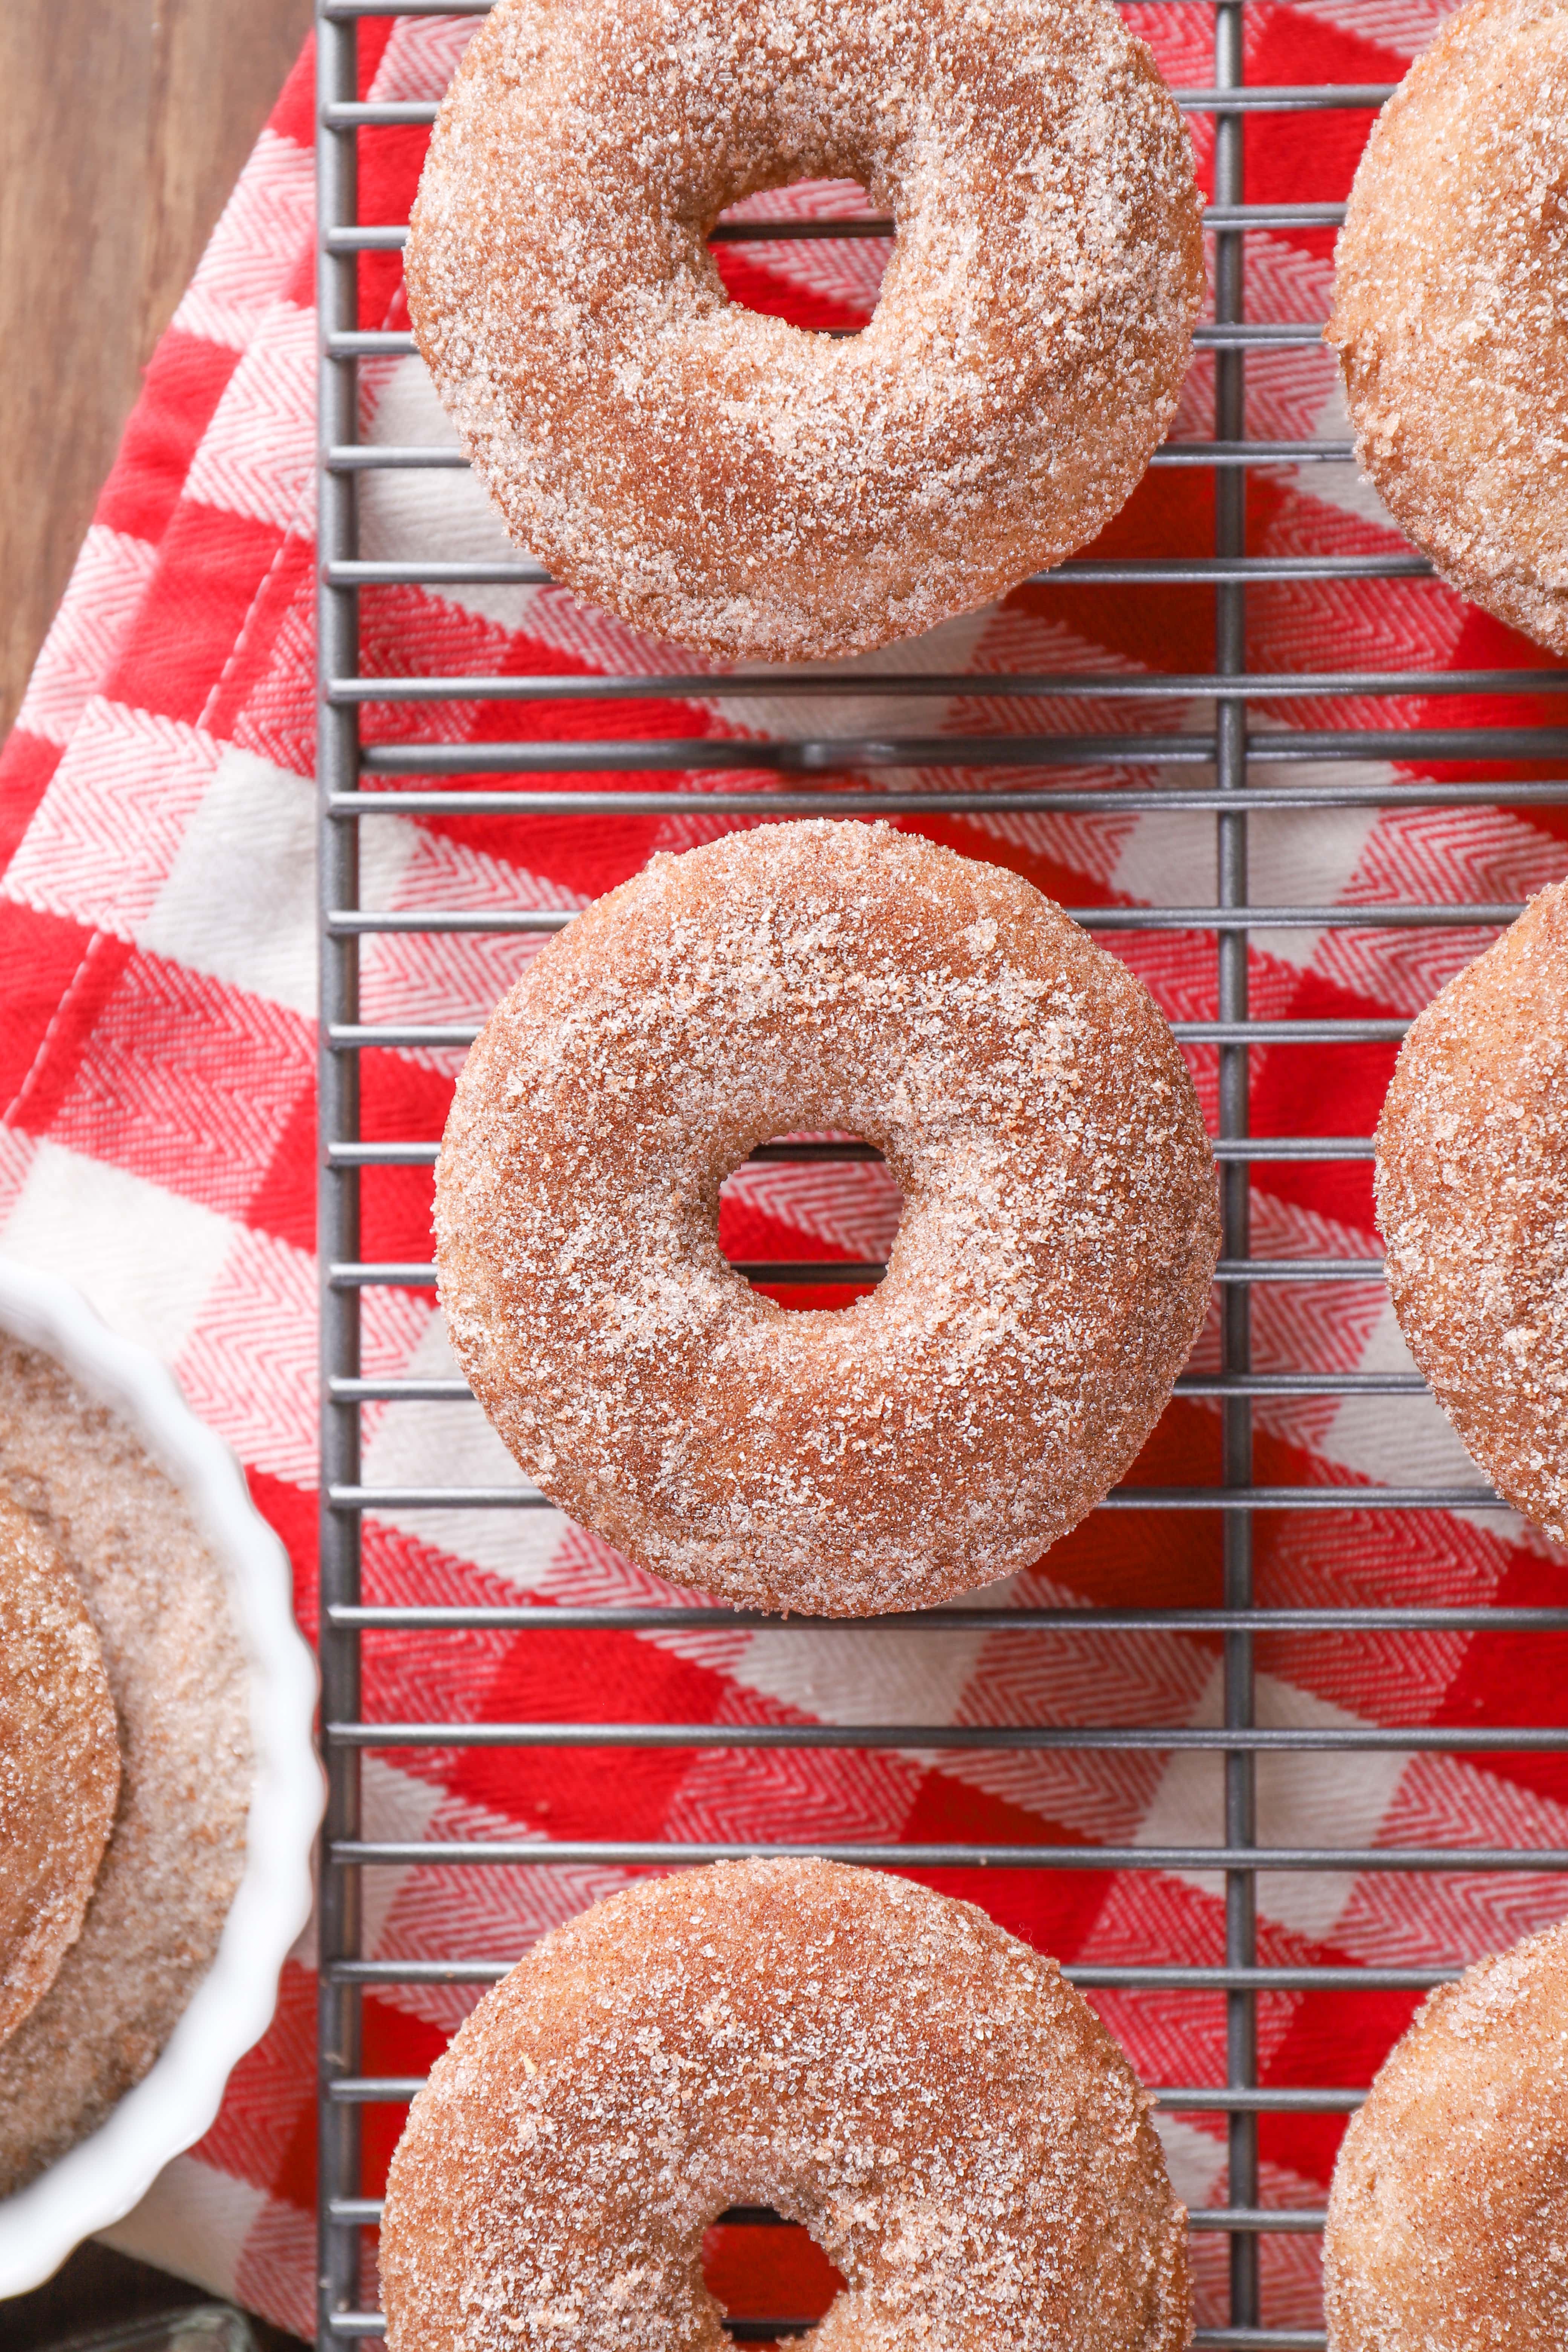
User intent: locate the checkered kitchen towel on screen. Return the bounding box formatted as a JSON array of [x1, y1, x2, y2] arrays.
[[3, 6, 1566, 2338]]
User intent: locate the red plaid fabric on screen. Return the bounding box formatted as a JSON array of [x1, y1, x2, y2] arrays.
[[2, 7, 1565, 2339]]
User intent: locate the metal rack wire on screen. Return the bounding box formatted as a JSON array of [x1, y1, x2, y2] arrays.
[[315, 7, 1568, 2348]]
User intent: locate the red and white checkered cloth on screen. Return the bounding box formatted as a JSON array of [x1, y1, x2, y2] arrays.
[[3, 6, 1566, 2338]]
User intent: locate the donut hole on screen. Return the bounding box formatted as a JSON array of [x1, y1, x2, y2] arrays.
[[701, 2207, 846, 2341], [710, 179, 892, 331], [717, 1132, 905, 1312]]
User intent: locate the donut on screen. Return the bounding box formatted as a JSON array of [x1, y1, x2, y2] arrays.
[[404, 0, 1204, 662], [0, 1490, 118, 2050], [1325, 0, 1568, 654], [0, 1335, 252, 2192], [381, 1858, 1192, 2352], [1374, 878, 1568, 1548], [435, 821, 1220, 1617], [1324, 1916, 1568, 2349]]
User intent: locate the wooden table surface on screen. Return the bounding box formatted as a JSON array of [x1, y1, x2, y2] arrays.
[[0, 0, 315, 737], [2, 20, 316, 2341]]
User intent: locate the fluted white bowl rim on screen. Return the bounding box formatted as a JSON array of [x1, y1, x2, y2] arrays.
[[0, 1256, 321, 2295]]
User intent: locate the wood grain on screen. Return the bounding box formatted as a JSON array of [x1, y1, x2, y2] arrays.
[[0, 0, 315, 737]]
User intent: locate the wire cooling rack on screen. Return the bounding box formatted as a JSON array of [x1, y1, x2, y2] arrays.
[[315, 6, 1568, 2347]]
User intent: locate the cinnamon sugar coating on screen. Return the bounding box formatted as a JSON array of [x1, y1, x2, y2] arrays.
[[435, 822, 1219, 1616], [405, 0, 1203, 662], [381, 1859, 1193, 2352], [1325, 1916, 1568, 2349], [1326, 0, 1568, 655], [0, 1490, 119, 2050], [1374, 880, 1568, 1549], [0, 1337, 253, 2193]]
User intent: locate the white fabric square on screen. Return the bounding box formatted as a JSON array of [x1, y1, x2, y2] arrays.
[[1152, 2116, 1228, 2215], [1305, 374, 1416, 534], [1, 1142, 234, 1362], [1133, 1664, 1412, 1946], [1111, 798, 1382, 973], [735, 1619, 992, 1730], [174, 1223, 318, 1487], [5, 699, 220, 939], [360, 1307, 569, 1592], [1320, 1294, 1488, 1494], [0, 1129, 39, 1230], [14, 527, 159, 750], [361, 1755, 448, 1961], [1283, 0, 1451, 60], [371, 15, 481, 103], [359, 357, 542, 637], [184, 299, 317, 534], [99, 2154, 267, 2298], [142, 744, 423, 1016], [173, 129, 314, 355]]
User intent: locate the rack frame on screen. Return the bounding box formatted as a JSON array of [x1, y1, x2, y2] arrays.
[[314, 10, 1568, 2347]]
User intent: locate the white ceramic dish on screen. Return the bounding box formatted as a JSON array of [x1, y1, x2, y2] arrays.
[[0, 1257, 322, 2296]]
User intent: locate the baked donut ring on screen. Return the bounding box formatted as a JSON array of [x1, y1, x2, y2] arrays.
[[0, 1335, 251, 2193], [1326, 0, 1568, 654], [405, 0, 1204, 662], [1374, 879, 1568, 1548], [0, 1490, 119, 2049], [1325, 1917, 1568, 2349], [381, 1859, 1192, 2352], [436, 821, 1220, 1617]]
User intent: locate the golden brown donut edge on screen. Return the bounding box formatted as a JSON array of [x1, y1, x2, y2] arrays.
[[1374, 878, 1568, 1550], [1326, 0, 1568, 656], [1325, 1916, 1568, 2350]]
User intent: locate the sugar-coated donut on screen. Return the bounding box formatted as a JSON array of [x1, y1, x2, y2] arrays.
[[1374, 879, 1568, 1548], [1326, 0, 1568, 654], [0, 1490, 118, 2050], [381, 1859, 1192, 2352], [405, 0, 1203, 662], [436, 821, 1219, 1617], [0, 1337, 251, 2194], [1325, 1916, 1568, 2349]]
